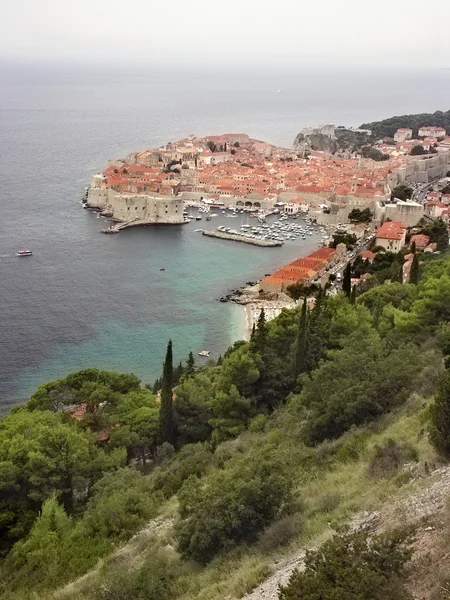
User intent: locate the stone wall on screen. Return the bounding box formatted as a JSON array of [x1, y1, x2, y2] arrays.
[[388, 153, 450, 188], [107, 192, 184, 224]]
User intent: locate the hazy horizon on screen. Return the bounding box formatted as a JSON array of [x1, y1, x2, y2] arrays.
[[2, 0, 450, 70]]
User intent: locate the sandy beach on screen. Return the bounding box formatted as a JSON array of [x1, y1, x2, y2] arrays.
[[243, 299, 296, 340]]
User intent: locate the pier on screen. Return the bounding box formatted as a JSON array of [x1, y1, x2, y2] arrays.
[[202, 230, 283, 247]]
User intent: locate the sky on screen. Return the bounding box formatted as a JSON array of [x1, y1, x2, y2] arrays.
[[1, 0, 450, 69]]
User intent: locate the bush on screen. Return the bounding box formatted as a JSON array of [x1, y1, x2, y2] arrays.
[[368, 439, 418, 479], [256, 513, 304, 553], [309, 491, 341, 516], [429, 370, 450, 456], [151, 443, 212, 498], [175, 450, 292, 563], [80, 469, 159, 541], [94, 549, 179, 600], [279, 529, 414, 600]]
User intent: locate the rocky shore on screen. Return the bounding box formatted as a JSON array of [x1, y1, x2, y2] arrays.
[[222, 283, 296, 340]]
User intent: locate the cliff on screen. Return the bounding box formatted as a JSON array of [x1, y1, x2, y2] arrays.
[[293, 127, 370, 154]]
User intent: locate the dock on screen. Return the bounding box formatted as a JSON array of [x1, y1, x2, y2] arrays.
[[202, 230, 283, 247]]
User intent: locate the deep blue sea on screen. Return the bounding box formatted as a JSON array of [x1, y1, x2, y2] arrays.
[[1, 64, 449, 412]]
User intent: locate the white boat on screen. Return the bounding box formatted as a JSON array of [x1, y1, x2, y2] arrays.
[[194, 228, 203, 232], [17, 249, 32, 256], [198, 350, 210, 357]]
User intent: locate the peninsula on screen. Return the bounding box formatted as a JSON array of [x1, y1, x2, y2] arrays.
[[85, 125, 450, 234]]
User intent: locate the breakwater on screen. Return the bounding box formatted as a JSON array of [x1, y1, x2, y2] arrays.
[[202, 230, 283, 247]]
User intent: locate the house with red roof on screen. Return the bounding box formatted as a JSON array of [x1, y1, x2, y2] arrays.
[[410, 234, 430, 249], [375, 221, 408, 252], [360, 250, 376, 262]]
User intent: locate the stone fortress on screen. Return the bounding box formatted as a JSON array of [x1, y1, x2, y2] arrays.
[[85, 127, 450, 231], [87, 174, 184, 225]]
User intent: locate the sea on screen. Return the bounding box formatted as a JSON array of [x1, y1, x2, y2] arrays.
[[1, 63, 449, 413]]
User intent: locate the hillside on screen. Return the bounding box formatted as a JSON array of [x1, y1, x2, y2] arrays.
[[360, 109, 450, 139], [3, 243, 450, 599]]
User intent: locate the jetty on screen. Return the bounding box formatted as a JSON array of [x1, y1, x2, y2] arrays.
[[202, 230, 283, 247], [101, 219, 189, 234]]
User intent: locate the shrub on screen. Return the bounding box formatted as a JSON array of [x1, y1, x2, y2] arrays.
[[94, 549, 179, 600], [151, 443, 212, 498], [309, 491, 341, 516], [256, 513, 304, 553], [80, 469, 159, 541], [175, 450, 292, 563], [430, 370, 450, 456], [368, 439, 418, 479], [279, 529, 414, 600]]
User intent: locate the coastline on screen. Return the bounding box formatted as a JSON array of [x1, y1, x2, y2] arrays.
[[229, 284, 297, 341]]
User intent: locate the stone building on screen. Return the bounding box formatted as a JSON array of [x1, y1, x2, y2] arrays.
[[384, 199, 424, 227], [375, 221, 407, 252], [87, 174, 184, 224], [394, 128, 413, 142]]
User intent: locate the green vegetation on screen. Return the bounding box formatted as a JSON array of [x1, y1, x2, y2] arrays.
[[279, 529, 414, 600], [361, 146, 389, 161], [410, 144, 427, 156], [391, 183, 413, 201], [329, 232, 357, 248], [348, 207, 372, 223], [159, 340, 176, 445], [335, 127, 371, 152], [360, 109, 450, 139], [5, 247, 450, 598]]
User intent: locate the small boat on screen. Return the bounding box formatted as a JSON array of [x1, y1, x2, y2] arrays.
[[198, 350, 210, 357], [196, 216, 202, 220], [17, 249, 32, 256], [159, 267, 165, 271], [194, 228, 203, 232]]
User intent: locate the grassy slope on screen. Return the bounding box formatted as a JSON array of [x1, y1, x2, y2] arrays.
[[47, 392, 446, 600]]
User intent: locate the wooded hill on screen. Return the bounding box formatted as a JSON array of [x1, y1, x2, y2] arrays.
[[360, 109, 450, 139]]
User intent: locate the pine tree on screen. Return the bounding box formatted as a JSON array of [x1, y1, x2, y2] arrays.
[[293, 300, 308, 376], [350, 284, 357, 304], [158, 340, 175, 445], [342, 263, 351, 298], [409, 254, 419, 284]]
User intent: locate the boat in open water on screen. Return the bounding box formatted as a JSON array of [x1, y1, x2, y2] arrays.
[[17, 249, 32, 256]]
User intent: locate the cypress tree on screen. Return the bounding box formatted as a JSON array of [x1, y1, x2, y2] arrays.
[[409, 254, 419, 284], [410, 240, 416, 254], [293, 300, 308, 376], [313, 286, 324, 316], [350, 284, 357, 304], [254, 307, 267, 351], [185, 351, 195, 378], [158, 340, 175, 445], [342, 263, 351, 298]]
